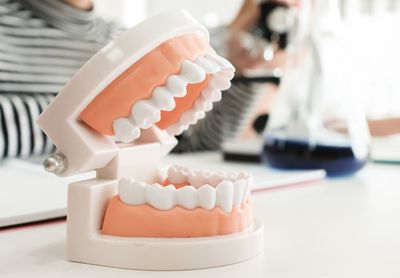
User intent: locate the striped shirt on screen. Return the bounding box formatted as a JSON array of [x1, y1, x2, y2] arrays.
[[0, 0, 260, 159]]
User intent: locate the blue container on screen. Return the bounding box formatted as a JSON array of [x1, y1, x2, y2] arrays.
[[261, 136, 369, 176]]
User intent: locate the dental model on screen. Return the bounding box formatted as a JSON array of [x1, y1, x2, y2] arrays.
[[38, 11, 263, 270]]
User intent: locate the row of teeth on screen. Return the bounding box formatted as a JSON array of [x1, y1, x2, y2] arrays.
[[118, 165, 251, 213], [113, 52, 235, 143]]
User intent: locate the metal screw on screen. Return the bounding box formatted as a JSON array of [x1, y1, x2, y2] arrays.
[[43, 153, 66, 174]]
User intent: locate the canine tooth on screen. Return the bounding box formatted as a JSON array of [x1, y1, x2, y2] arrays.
[[131, 101, 161, 129], [166, 75, 187, 97], [181, 60, 206, 83], [145, 184, 176, 210], [202, 87, 222, 102], [205, 53, 235, 70], [176, 186, 198, 209], [187, 172, 207, 188], [153, 87, 176, 111], [167, 165, 187, 184], [198, 184, 216, 210], [216, 180, 234, 213], [113, 118, 141, 143], [233, 179, 247, 207], [195, 55, 220, 73], [118, 179, 146, 206], [210, 76, 231, 91]]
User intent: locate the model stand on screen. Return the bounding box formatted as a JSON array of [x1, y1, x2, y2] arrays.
[[38, 10, 263, 270]]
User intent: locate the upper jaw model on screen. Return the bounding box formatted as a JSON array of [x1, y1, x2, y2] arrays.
[[38, 10, 263, 270]]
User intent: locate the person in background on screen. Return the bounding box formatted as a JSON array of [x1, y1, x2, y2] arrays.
[[0, 0, 295, 160]]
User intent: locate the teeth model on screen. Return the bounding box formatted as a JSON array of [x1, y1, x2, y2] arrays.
[[118, 165, 251, 213]]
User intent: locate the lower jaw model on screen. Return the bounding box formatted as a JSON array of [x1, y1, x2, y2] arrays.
[[38, 10, 263, 270]]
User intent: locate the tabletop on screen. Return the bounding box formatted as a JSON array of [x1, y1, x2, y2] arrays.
[[1, 161, 400, 278]]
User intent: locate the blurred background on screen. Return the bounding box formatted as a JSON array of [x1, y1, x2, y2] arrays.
[[93, 0, 400, 119]]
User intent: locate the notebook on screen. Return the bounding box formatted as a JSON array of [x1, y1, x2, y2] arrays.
[[0, 153, 325, 228]]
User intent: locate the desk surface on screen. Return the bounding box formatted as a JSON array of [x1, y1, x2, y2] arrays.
[[1, 158, 400, 278]]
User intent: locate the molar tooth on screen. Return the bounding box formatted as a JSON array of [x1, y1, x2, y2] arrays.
[[216, 180, 234, 213], [153, 87, 176, 111], [202, 87, 222, 102], [198, 184, 216, 210], [181, 60, 206, 83], [131, 101, 160, 129], [118, 179, 146, 206], [233, 179, 247, 207], [195, 55, 221, 73], [166, 123, 185, 136], [166, 75, 187, 97], [145, 183, 176, 210], [176, 186, 198, 209], [167, 165, 187, 184], [221, 69, 235, 80], [210, 76, 231, 91], [187, 172, 207, 188], [113, 118, 140, 143]]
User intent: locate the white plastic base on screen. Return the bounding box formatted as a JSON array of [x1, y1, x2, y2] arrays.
[[67, 179, 264, 270]]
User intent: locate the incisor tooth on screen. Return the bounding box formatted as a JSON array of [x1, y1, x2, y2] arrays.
[[198, 184, 216, 210], [166, 75, 186, 97], [216, 180, 234, 213], [118, 179, 146, 206], [153, 87, 176, 111], [113, 118, 141, 143], [176, 186, 198, 209], [181, 60, 206, 83], [131, 101, 160, 129]]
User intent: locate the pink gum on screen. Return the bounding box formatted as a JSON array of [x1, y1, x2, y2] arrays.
[[102, 196, 253, 238], [79, 34, 209, 135]]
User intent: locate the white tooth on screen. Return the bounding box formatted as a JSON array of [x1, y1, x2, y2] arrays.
[[153, 87, 176, 111], [238, 171, 250, 179], [202, 87, 222, 102], [208, 172, 225, 186], [198, 184, 216, 210], [118, 179, 146, 206], [227, 172, 238, 181], [166, 75, 187, 97], [181, 60, 206, 83], [167, 165, 187, 184], [113, 118, 140, 143], [233, 179, 247, 207], [145, 184, 176, 210], [195, 55, 221, 74], [180, 109, 197, 126], [210, 77, 231, 91], [195, 110, 206, 120], [166, 123, 185, 136], [176, 185, 198, 209], [195, 96, 213, 112], [205, 53, 235, 70], [131, 101, 161, 129], [221, 69, 235, 80], [216, 180, 234, 213], [187, 172, 207, 188]]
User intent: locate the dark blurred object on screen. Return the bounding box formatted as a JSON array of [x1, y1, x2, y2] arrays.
[[252, 0, 296, 50], [232, 75, 280, 85], [253, 113, 269, 134]]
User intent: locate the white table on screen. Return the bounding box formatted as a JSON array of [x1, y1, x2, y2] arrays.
[[1, 160, 400, 277]]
